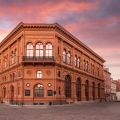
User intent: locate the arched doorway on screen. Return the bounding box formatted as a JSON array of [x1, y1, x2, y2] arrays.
[[65, 75, 71, 97], [92, 82, 95, 100], [98, 83, 100, 99], [34, 84, 44, 97], [76, 78, 81, 101], [85, 80, 89, 101], [10, 85, 14, 102]]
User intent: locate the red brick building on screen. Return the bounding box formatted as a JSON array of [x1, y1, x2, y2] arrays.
[[104, 68, 111, 102], [0, 22, 105, 105]]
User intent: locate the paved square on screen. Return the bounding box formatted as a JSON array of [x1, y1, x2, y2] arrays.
[[0, 102, 120, 120]]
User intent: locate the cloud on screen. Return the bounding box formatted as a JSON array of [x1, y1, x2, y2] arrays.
[[0, 0, 120, 79]]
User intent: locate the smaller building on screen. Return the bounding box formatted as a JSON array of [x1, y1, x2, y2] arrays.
[[111, 78, 116, 102], [115, 79, 120, 101], [104, 68, 111, 102]]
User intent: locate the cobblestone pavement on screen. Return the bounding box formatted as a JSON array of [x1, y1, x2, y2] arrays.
[[0, 102, 120, 120]]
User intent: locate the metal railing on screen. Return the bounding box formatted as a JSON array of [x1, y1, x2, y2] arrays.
[[22, 56, 54, 61]]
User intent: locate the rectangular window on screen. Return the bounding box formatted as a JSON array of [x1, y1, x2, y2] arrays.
[[25, 90, 30, 96], [47, 90, 53, 96]]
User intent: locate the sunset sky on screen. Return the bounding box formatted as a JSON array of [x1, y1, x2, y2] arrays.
[[0, 0, 120, 79]]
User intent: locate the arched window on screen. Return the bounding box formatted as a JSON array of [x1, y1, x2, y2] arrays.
[[14, 49, 17, 63], [5, 76, 6, 82], [4, 57, 7, 68], [85, 61, 88, 72], [84, 60, 86, 71], [11, 51, 14, 64], [63, 49, 66, 63], [91, 64, 92, 74], [77, 57, 80, 68], [13, 73, 15, 81], [46, 43, 52, 57], [36, 43, 43, 57], [11, 85, 14, 100], [67, 51, 71, 64], [75, 55, 77, 67], [3, 87, 6, 98], [58, 71, 60, 77], [36, 70, 42, 78], [97, 68, 100, 77], [92, 65, 94, 75], [85, 62, 87, 71], [34, 84, 44, 97], [85, 80, 89, 101], [65, 75, 71, 97], [92, 82, 95, 100], [26, 43, 33, 57], [10, 74, 12, 81], [98, 83, 100, 98], [76, 78, 81, 101]]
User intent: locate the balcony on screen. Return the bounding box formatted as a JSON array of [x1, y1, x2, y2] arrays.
[[22, 56, 54, 64]]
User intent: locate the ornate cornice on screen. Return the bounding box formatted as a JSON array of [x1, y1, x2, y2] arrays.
[[0, 22, 105, 62]]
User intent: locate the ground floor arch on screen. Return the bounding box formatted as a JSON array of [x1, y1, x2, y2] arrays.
[[76, 78, 81, 101]]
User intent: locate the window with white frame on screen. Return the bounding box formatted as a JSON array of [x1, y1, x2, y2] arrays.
[[36, 42, 43, 57], [77, 57, 80, 68], [67, 51, 71, 64], [36, 70, 42, 78], [26, 43, 33, 57], [63, 49, 66, 63], [46, 43, 52, 57], [4, 57, 7, 68], [11, 51, 14, 64]]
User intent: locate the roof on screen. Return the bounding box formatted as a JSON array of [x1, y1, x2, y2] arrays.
[[0, 22, 106, 62]]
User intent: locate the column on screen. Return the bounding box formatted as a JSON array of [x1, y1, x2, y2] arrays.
[[43, 46, 45, 56], [89, 81, 93, 101], [33, 45, 35, 56]]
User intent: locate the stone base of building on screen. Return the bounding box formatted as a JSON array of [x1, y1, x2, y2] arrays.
[[2, 99, 102, 106]]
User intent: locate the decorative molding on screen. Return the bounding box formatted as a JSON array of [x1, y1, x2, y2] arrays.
[[46, 70, 51, 76], [27, 70, 32, 77]]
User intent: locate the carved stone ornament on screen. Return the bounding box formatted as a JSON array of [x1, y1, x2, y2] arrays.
[[46, 70, 51, 76], [27, 70, 32, 76]]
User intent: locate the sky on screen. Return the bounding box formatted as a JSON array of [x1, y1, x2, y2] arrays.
[[0, 0, 120, 80]]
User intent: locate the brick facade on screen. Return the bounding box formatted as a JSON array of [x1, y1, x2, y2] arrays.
[[0, 22, 105, 105]]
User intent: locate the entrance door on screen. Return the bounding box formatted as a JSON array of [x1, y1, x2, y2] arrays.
[[76, 78, 81, 101]]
